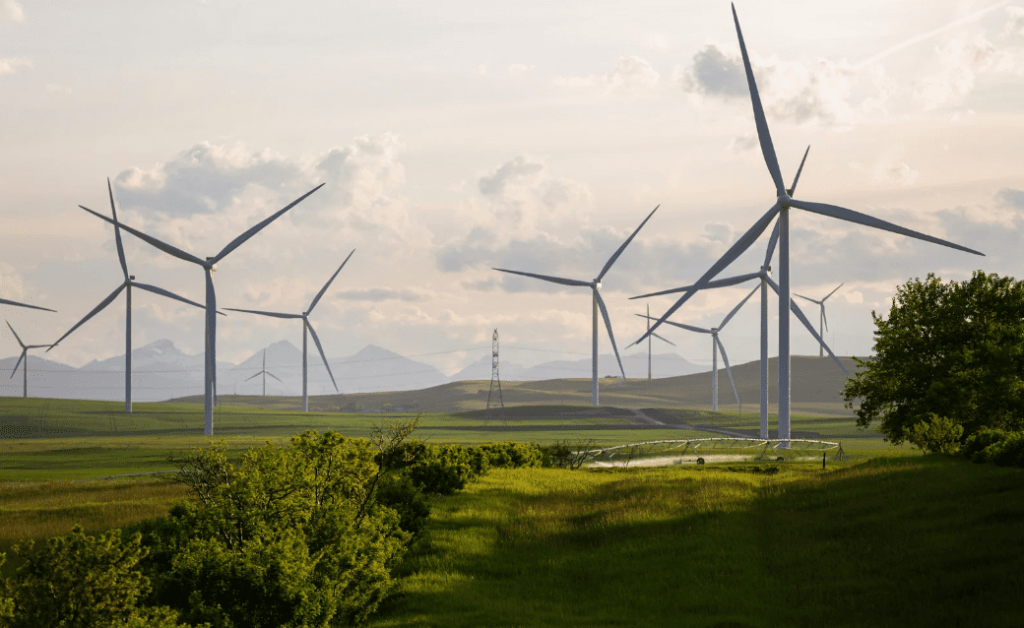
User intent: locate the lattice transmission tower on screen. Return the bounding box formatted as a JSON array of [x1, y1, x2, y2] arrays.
[[485, 329, 505, 425]]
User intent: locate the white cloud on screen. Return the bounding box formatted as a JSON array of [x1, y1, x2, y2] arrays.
[[508, 64, 534, 77], [45, 83, 73, 95], [645, 35, 669, 52], [554, 56, 661, 97], [676, 43, 860, 127], [0, 263, 26, 301], [0, 0, 23, 21], [0, 57, 31, 75], [1005, 6, 1024, 36], [913, 35, 1023, 110]]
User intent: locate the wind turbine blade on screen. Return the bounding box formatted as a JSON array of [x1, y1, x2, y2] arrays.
[[244, 372, 261, 382], [80, 205, 207, 266], [793, 294, 820, 304], [0, 298, 56, 313], [789, 146, 810, 195], [651, 332, 676, 347], [223, 307, 303, 319], [308, 249, 355, 314], [6, 321, 25, 349], [823, 282, 844, 301], [635, 314, 711, 335], [715, 336, 742, 408], [266, 372, 283, 383], [631, 272, 762, 300], [732, 4, 786, 198], [763, 218, 780, 269], [132, 282, 206, 310], [787, 198, 984, 256], [107, 178, 130, 282], [822, 305, 829, 332], [596, 205, 659, 282], [10, 352, 24, 379], [212, 183, 325, 263], [493, 268, 591, 288], [305, 319, 338, 392], [594, 290, 626, 379], [47, 284, 126, 351], [766, 277, 849, 375], [720, 284, 759, 330], [634, 202, 781, 344]]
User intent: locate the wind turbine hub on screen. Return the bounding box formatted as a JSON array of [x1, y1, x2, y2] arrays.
[[778, 191, 793, 207], [594, 280, 602, 290]]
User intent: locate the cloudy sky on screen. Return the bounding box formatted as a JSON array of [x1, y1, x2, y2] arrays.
[[2, 0, 1022, 382]]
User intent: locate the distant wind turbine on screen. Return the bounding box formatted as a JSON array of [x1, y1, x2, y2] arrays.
[[226, 251, 353, 412], [246, 350, 282, 397], [795, 283, 843, 357], [6, 321, 51, 398], [641, 285, 759, 414], [80, 182, 326, 435], [644, 303, 675, 381], [494, 206, 659, 406], [635, 5, 983, 446], [48, 179, 207, 413]]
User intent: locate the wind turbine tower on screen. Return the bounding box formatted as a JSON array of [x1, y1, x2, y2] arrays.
[[634, 5, 983, 447], [6, 322, 51, 398], [81, 183, 325, 434], [796, 283, 843, 357], [494, 206, 659, 406], [246, 349, 282, 397], [49, 180, 206, 413], [226, 251, 352, 412]]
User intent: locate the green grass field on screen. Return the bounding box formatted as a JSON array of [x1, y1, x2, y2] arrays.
[[11, 395, 1005, 627]]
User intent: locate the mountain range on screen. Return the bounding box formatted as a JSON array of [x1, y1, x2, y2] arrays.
[[0, 338, 709, 402]]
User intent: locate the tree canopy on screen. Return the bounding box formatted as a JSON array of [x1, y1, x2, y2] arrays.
[[842, 271, 1024, 445]]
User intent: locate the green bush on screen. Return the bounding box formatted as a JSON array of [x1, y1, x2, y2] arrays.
[[962, 428, 1024, 467], [5, 526, 187, 628], [906, 414, 964, 455], [407, 444, 478, 496], [472, 442, 544, 469]]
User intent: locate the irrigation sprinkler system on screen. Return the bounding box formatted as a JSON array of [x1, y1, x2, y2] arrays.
[[585, 438, 846, 467]]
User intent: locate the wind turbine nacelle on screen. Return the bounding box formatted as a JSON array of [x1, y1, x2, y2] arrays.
[[595, 281, 602, 290]]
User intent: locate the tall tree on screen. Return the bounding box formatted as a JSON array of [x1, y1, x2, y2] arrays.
[[843, 271, 1024, 444]]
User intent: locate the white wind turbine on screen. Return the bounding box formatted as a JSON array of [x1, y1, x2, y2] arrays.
[[643, 303, 675, 381], [635, 4, 983, 446], [795, 283, 843, 357], [80, 183, 325, 435], [246, 349, 282, 397], [641, 285, 759, 414], [634, 216, 848, 437], [226, 250, 353, 412], [494, 206, 659, 406], [48, 180, 207, 413], [6, 321, 51, 399]]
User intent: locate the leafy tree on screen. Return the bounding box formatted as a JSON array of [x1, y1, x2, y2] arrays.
[[842, 271, 1024, 445]]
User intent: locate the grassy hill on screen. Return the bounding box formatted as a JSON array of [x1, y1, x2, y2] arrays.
[[175, 355, 861, 416]]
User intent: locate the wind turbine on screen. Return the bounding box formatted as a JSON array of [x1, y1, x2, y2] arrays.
[[635, 5, 983, 446], [225, 251, 353, 412], [6, 321, 51, 398], [80, 182, 325, 435], [48, 179, 207, 413], [634, 219, 848, 437], [796, 283, 843, 357], [641, 285, 759, 413], [246, 350, 282, 397], [494, 206, 659, 406], [644, 303, 675, 381]]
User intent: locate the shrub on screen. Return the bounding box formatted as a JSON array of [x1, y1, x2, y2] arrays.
[[543, 439, 596, 470], [962, 427, 1010, 462], [962, 428, 1024, 467], [407, 444, 478, 496], [472, 442, 544, 469], [906, 414, 964, 455]]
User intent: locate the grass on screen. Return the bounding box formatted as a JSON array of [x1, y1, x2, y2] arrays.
[[370, 456, 1024, 628]]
